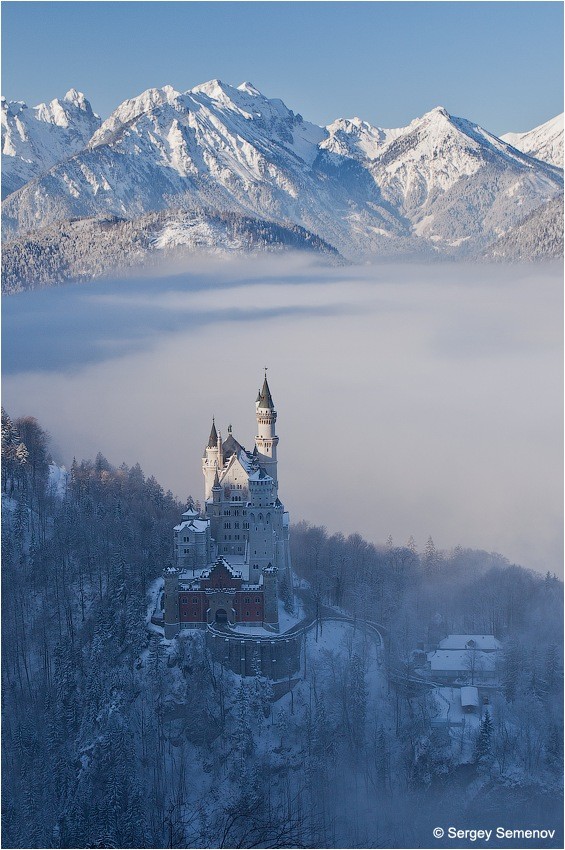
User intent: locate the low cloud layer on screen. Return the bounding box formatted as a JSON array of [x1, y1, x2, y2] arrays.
[[3, 256, 562, 575]]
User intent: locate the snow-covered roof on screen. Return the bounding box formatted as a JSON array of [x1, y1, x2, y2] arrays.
[[174, 518, 209, 533], [238, 449, 256, 473], [428, 650, 497, 672], [460, 686, 480, 707], [248, 467, 273, 482], [216, 447, 258, 485], [179, 554, 250, 582], [438, 635, 502, 651]]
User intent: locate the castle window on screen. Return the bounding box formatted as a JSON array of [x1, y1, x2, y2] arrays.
[[243, 522, 249, 530], [234, 522, 240, 529], [245, 597, 250, 603], [224, 510, 230, 516], [255, 597, 260, 603], [224, 522, 231, 529]]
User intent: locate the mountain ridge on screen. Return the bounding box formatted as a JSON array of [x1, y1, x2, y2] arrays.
[[502, 113, 564, 169], [1, 90, 100, 199], [2, 81, 563, 271]]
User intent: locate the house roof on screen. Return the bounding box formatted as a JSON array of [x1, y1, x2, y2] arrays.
[[222, 433, 244, 462], [207, 419, 218, 448], [438, 635, 502, 651], [174, 518, 209, 533], [428, 650, 497, 672], [460, 686, 480, 707], [248, 467, 273, 482]]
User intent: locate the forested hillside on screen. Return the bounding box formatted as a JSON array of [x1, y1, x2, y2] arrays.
[[1, 209, 341, 295], [2, 410, 563, 848]]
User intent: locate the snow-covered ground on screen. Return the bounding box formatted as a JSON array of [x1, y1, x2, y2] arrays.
[[432, 686, 481, 763], [48, 462, 68, 498]]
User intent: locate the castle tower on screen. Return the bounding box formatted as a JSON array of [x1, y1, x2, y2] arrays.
[[247, 469, 276, 584], [163, 566, 180, 639], [209, 470, 222, 545], [255, 374, 279, 492], [202, 418, 220, 500]]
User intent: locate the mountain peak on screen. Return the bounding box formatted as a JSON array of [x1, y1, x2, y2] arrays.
[[422, 105, 451, 122], [161, 84, 180, 98], [501, 113, 564, 168], [237, 81, 262, 97], [192, 79, 231, 98], [64, 88, 89, 109]]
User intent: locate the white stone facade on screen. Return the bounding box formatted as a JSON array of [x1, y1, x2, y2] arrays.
[[166, 376, 292, 635]]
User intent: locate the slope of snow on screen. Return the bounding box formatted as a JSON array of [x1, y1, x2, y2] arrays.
[[48, 462, 68, 498], [2, 83, 562, 262], [502, 114, 564, 168], [322, 116, 399, 160], [1, 90, 100, 198], [482, 194, 564, 261]]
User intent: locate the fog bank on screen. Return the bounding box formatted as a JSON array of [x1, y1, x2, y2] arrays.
[[3, 256, 562, 575]]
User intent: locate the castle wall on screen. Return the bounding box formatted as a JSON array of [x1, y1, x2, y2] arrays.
[[206, 629, 302, 678], [179, 592, 208, 623]]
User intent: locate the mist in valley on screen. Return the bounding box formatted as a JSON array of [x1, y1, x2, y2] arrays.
[[2, 254, 562, 574]]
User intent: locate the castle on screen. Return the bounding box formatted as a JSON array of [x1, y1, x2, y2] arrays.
[[163, 374, 292, 639]]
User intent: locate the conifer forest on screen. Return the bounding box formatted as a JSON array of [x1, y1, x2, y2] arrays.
[[1, 409, 562, 848]]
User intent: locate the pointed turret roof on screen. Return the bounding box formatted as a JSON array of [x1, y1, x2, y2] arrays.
[[212, 469, 220, 488], [257, 375, 274, 409], [207, 418, 218, 448]]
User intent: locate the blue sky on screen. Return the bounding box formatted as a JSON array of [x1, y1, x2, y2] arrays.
[[2, 2, 563, 134]]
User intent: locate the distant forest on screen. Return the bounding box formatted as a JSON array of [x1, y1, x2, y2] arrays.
[[2, 409, 563, 848]]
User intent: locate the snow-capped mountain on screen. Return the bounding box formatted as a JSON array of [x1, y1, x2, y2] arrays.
[[502, 114, 563, 169], [1, 89, 101, 199], [2, 80, 562, 263]]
